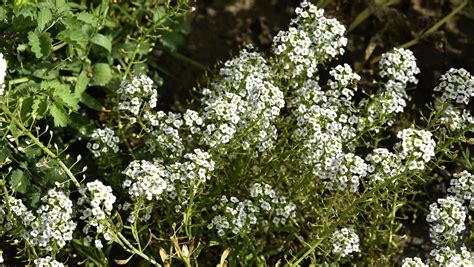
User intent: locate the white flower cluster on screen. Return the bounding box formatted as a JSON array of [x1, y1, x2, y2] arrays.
[[0, 53, 7, 95], [143, 111, 185, 159], [117, 74, 158, 117], [87, 127, 120, 158], [366, 148, 403, 184], [199, 48, 284, 154], [429, 246, 473, 267], [208, 183, 295, 237], [426, 196, 467, 245], [395, 128, 436, 170], [122, 149, 214, 218], [0, 187, 75, 252], [358, 82, 408, 128], [77, 180, 116, 249], [33, 256, 65, 267], [328, 63, 361, 91], [401, 257, 428, 267], [438, 106, 474, 132], [290, 69, 368, 192], [379, 48, 420, 85], [28, 189, 76, 250], [0, 196, 35, 234], [330, 227, 360, 257], [448, 171, 474, 210], [123, 160, 168, 201], [434, 68, 474, 105], [358, 48, 420, 129], [272, 0, 347, 78]]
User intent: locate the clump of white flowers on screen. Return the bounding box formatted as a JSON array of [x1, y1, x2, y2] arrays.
[[366, 148, 403, 184], [358, 48, 420, 129], [438, 106, 474, 132], [86, 127, 120, 158], [123, 160, 168, 201], [401, 257, 428, 267], [199, 48, 284, 155], [33, 256, 65, 267], [0, 186, 75, 252], [208, 183, 295, 237], [117, 74, 158, 118], [426, 196, 467, 245], [330, 227, 360, 257], [429, 246, 473, 267], [28, 189, 76, 250], [379, 48, 420, 85], [272, 0, 347, 79], [77, 180, 116, 249], [394, 128, 436, 170], [0, 53, 7, 95], [290, 65, 366, 193], [143, 111, 185, 159], [434, 68, 474, 105], [448, 171, 474, 210]]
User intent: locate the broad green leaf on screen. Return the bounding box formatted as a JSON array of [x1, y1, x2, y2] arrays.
[[91, 33, 112, 53], [9, 169, 30, 194], [49, 103, 69, 127], [41, 80, 79, 111], [91, 63, 112, 86], [28, 31, 52, 58], [37, 7, 52, 31]]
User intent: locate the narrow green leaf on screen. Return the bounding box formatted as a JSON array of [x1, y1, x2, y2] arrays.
[[74, 70, 90, 98], [80, 92, 104, 111], [91, 33, 112, 53]]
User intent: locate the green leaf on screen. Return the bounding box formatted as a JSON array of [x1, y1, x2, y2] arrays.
[[32, 96, 49, 119], [37, 7, 52, 31], [49, 103, 69, 127], [80, 92, 104, 111], [28, 31, 52, 58], [91, 33, 112, 53], [91, 63, 112, 86], [76, 12, 98, 25], [9, 170, 30, 194], [53, 85, 80, 111], [74, 70, 90, 98]]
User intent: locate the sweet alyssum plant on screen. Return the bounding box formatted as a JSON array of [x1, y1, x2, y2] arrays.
[[0, 0, 473, 266]]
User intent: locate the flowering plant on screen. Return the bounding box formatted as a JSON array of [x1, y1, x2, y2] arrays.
[[0, 0, 473, 266]]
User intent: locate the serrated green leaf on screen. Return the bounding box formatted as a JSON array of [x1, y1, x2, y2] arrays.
[[28, 31, 52, 58], [76, 12, 98, 25], [41, 80, 79, 111], [32, 96, 49, 119], [9, 170, 30, 194], [91, 33, 112, 53], [91, 63, 112, 86], [37, 7, 52, 31], [49, 103, 69, 127]]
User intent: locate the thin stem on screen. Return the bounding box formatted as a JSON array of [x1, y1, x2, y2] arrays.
[[117, 232, 161, 266], [370, 0, 468, 64], [0, 105, 81, 188]]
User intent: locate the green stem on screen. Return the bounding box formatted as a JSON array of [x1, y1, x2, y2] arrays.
[[347, 0, 399, 33], [370, 0, 468, 64], [117, 232, 161, 266], [0, 105, 81, 188]]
